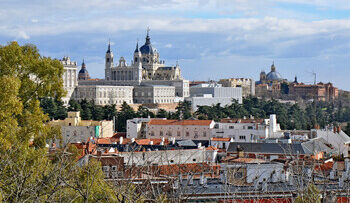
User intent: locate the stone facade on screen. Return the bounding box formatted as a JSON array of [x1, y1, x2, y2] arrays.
[[73, 85, 134, 105], [49, 111, 113, 145], [133, 85, 175, 104], [61, 30, 189, 105], [218, 78, 255, 97], [288, 82, 338, 102], [60, 57, 78, 105]]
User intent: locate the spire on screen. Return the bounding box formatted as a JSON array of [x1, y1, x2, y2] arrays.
[[134, 39, 139, 53], [145, 27, 151, 45], [82, 59, 86, 68], [106, 39, 111, 53], [294, 75, 298, 83]]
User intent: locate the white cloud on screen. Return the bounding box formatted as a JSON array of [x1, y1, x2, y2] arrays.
[[165, 43, 172, 48]]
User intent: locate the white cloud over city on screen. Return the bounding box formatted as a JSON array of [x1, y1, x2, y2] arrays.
[[1, 0, 350, 89]]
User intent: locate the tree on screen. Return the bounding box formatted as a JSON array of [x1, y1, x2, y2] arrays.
[[0, 42, 116, 201], [295, 184, 321, 203], [116, 102, 136, 132]]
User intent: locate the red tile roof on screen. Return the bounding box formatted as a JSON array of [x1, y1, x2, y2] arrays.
[[148, 119, 213, 126], [135, 138, 169, 145], [211, 137, 231, 141]]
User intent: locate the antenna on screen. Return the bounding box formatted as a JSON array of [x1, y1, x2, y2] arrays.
[[306, 70, 317, 85]]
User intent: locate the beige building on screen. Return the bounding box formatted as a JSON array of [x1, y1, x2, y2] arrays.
[[49, 111, 113, 144], [147, 119, 215, 140], [218, 78, 255, 97]]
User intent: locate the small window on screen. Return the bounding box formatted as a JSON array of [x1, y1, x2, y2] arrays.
[[234, 172, 243, 179], [193, 159, 196, 162], [203, 131, 207, 137], [229, 126, 234, 129], [151, 131, 155, 136], [160, 131, 163, 136], [168, 131, 172, 136], [69, 123, 71, 126], [248, 126, 253, 129], [239, 136, 246, 140], [170, 160, 174, 163], [186, 132, 189, 137], [107, 58, 110, 62], [177, 131, 181, 137]]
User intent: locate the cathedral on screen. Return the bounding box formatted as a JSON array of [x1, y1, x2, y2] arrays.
[[61, 30, 189, 106], [104, 29, 182, 85]]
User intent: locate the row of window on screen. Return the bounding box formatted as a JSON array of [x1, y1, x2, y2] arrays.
[[150, 131, 207, 137]]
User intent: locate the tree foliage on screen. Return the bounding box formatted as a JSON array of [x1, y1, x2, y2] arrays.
[[0, 42, 117, 201]]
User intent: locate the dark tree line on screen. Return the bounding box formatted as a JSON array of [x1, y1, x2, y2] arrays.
[[40, 97, 350, 133]]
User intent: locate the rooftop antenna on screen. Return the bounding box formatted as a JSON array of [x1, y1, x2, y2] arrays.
[[306, 70, 317, 85]]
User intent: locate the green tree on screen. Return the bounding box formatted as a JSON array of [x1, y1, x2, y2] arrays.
[[0, 42, 117, 201], [295, 184, 321, 203], [116, 102, 136, 132]]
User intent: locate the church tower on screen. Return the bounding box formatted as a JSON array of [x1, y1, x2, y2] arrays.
[[105, 40, 114, 80], [133, 41, 141, 65]]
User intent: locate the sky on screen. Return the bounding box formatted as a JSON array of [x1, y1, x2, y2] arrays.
[[1, 0, 350, 90]]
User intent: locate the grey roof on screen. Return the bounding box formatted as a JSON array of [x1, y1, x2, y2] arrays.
[[227, 142, 306, 155], [301, 137, 336, 155], [266, 71, 283, 81], [140, 34, 157, 55], [176, 140, 197, 147]]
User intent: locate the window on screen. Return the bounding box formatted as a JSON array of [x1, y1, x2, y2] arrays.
[[229, 126, 234, 129], [177, 131, 181, 137], [192, 159, 196, 162], [160, 131, 163, 136], [248, 126, 253, 130], [239, 136, 246, 140], [234, 171, 243, 179], [186, 132, 190, 137], [168, 131, 172, 136], [111, 166, 117, 171], [203, 131, 207, 137], [194, 131, 198, 138], [106, 58, 110, 62], [151, 131, 155, 136]]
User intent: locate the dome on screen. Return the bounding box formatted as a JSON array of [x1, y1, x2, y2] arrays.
[[266, 71, 283, 81], [265, 63, 283, 81], [78, 60, 90, 80], [139, 30, 157, 55]]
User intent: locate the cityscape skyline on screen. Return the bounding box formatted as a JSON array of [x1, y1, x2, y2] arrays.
[[1, 0, 350, 89]]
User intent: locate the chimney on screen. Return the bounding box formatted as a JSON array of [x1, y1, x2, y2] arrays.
[[119, 137, 124, 145], [97, 150, 102, 157], [162, 137, 165, 142], [172, 137, 176, 145], [149, 141, 153, 145], [230, 137, 234, 143], [198, 142, 202, 148], [131, 138, 135, 143], [160, 141, 164, 146]]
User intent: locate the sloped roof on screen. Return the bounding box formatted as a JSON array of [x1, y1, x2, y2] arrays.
[[148, 119, 213, 126], [220, 118, 265, 124], [227, 142, 306, 155], [177, 140, 197, 147], [301, 137, 336, 155], [211, 137, 231, 142]]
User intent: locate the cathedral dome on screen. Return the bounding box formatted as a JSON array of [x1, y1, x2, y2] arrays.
[[266, 63, 283, 81], [78, 60, 90, 80], [140, 30, 157, 55]]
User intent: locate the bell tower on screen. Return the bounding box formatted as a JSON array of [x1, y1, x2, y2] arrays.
[[105, 40, 114, 80]]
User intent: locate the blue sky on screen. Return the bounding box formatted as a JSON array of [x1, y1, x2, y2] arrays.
[[1, 0, 350, 90]]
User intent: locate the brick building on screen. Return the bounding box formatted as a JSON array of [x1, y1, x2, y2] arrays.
[[288, 82, 338, 101]]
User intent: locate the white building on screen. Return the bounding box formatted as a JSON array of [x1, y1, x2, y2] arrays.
[[60, 57, 78, 105], [314, 128, 350, 157], [211, 114, 284, 141], [218, 78, 255, 97], [147, 119, 215, 140], [126, 117, 166, 138], [61, 30, 189, 105], [133, 85, 175, 104], [186, 82, 242, 111], [73, 85, 133, 105]]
